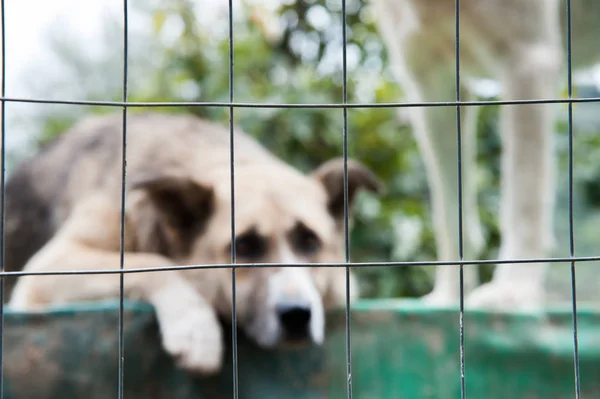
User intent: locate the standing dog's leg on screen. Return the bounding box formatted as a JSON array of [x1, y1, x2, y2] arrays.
[[412, 84, 484, 304], [372, 1, 484, 304], [467, 32, 561, 309]]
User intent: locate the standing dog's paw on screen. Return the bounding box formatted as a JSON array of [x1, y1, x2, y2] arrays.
[[160, 307, 224, 374], [421, 289, 460, 306], [466, 282, 544, 311]]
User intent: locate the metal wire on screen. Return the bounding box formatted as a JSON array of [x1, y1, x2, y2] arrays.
[[0, 0, 5, 397], [117, 0, 129, 398], [340, 1, 352, 398], [1, 96, 599, 109], [453, 0, 467, 397], [0, 2, 594, 398], [565, 0, 582, 397], [0, 255, 598, 278], [227, 0, 239, 397]]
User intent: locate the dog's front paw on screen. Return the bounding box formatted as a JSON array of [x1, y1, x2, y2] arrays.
[[466, 282, 544, 311], [160, 307, 224, 374]]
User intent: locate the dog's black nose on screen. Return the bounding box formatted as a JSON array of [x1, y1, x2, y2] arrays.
[[276, 303, 311, 341]]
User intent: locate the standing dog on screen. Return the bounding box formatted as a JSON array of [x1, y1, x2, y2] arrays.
[[371, 0, 600, 309], [6, 112, 382, 374]]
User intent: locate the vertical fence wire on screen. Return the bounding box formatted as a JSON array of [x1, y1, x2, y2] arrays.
[[227, 0, 239, 398], [453, 0, 467, 397], [565, 0, 582, 397], [340, 1, 352, 398], [0, 0, 5, 397], [117, 0, 130, 398]]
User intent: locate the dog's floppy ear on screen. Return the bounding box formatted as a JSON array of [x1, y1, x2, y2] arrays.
[[312, 158, 383, 221], [130, 172, 214, 231]]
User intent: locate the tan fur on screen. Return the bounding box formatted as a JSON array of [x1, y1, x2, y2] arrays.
[[6, 112, 382, 374], [371, 0, 600, 309]]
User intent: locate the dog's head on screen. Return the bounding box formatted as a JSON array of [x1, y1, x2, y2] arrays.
[[130, 158, 382, 348]]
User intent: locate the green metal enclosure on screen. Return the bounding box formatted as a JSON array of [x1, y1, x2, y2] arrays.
[[3, 299, 599, 398]]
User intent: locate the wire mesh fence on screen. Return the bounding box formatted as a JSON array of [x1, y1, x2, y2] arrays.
[[0, 0, 590, 398]]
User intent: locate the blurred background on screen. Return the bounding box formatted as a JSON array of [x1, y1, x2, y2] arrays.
[[4, 0, 600, 303]]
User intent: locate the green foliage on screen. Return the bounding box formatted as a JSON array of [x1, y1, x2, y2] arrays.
[[21, 0, 600, 300], [17, 0, 492, 299]]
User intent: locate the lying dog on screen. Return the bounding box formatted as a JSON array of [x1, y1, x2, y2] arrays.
[[371, 0, 600, 309], [6, 111, 382, 374]]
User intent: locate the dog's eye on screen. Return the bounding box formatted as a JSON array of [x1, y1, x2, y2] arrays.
[[232, 230, 267, 260], [291, 223, 321, 256]]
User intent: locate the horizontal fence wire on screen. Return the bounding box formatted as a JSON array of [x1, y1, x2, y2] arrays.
[[0, 96, 598, 109], [0, 256, 597, 277]]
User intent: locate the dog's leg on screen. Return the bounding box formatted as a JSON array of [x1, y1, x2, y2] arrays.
[[409, 86, 484, 305], [461, 85, 487, 280], [395, 75, 483, 303], [372, 1, 483, 304], [8, 194, 224, 374], [414, 87, 483, 305], [466, 40, 561, 310]]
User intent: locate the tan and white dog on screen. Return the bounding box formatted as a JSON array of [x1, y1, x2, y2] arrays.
[[4, 112, 382, 374], [371, 0, 600, 309]]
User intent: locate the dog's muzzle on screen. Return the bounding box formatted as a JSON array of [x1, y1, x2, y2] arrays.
[[245, 267, 325, 348], [276, 302, 311, 342]]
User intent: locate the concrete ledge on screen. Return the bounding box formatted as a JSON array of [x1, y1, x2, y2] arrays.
[[4, 299, 600, 398]]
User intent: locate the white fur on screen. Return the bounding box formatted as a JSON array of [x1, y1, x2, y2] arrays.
[[245, 241, 326, 347], [370, 0, 586, 309], [150, 283, 223, 373]]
